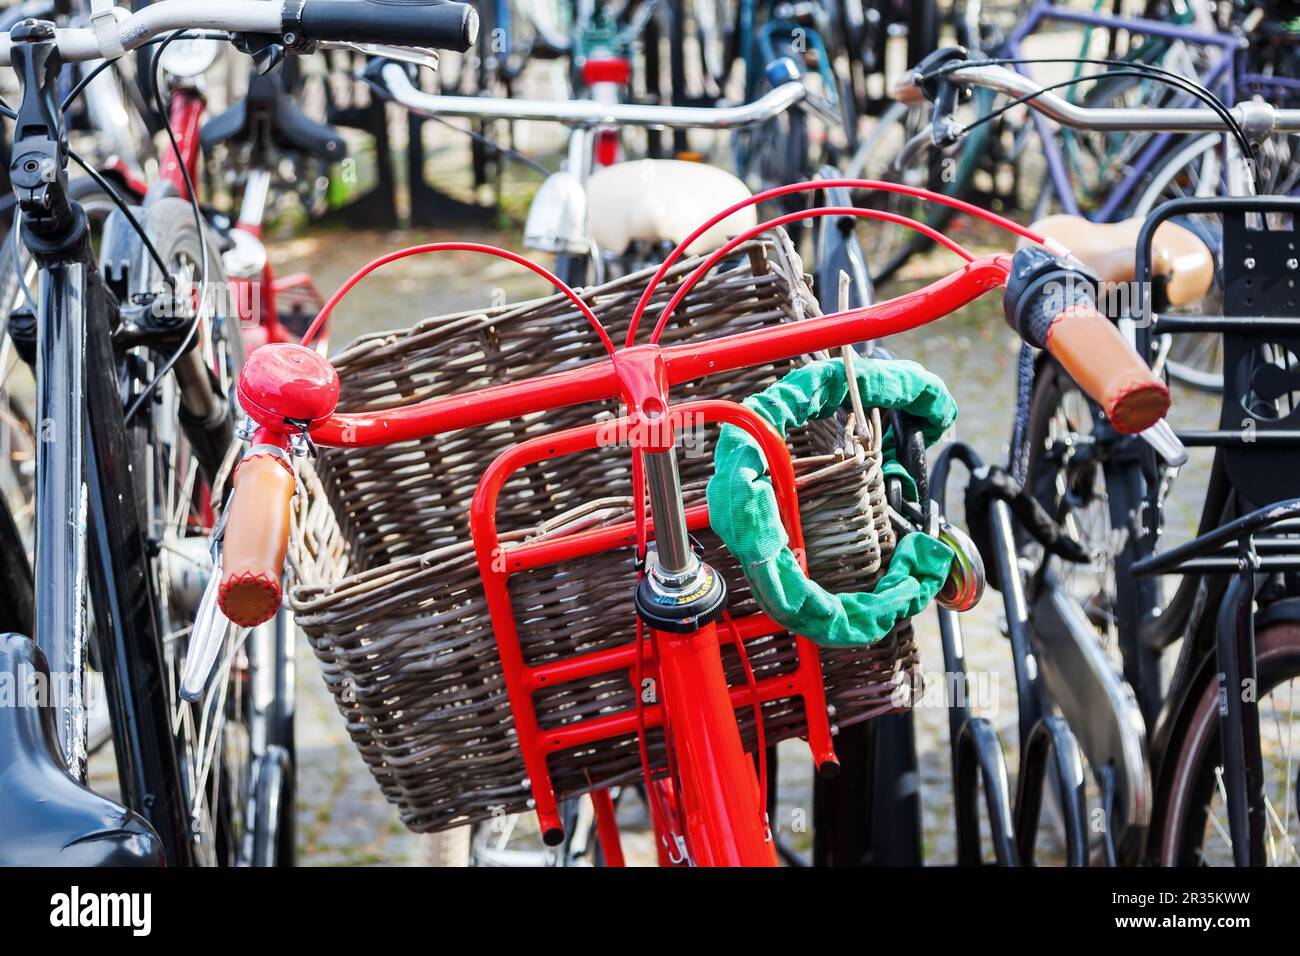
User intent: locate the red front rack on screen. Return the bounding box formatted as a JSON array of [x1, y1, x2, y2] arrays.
[[469, 399, 839, 842]]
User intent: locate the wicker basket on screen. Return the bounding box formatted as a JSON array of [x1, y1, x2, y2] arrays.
[[288, 232, 920, 833]]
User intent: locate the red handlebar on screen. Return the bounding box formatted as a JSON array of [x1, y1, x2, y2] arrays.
[[296, 254, 1013, 448]]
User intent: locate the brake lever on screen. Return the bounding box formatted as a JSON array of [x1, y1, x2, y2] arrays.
[[1137, 417, 1189, 468], [180, 568, 236, 703], [889, 46, 974, 171], [323, 42, 440, 73], [929, 76, 967, 149], [895, 46, 971, 103]]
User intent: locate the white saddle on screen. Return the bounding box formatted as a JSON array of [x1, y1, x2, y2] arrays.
[[585, 159, 758, 256]]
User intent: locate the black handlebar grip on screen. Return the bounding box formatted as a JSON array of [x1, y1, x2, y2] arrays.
[[1005, 247, 1169, 434], [296, 0, 479, 53]]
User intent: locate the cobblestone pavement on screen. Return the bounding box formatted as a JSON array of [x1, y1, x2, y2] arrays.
[[295, 630, 433, 866]]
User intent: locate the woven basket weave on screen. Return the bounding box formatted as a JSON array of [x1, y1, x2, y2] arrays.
[[288, 233, 920, 833]]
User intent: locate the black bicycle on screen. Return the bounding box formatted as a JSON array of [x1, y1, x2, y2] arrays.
[[915, 58, 1300, 866], [0, 0, 477, 866]]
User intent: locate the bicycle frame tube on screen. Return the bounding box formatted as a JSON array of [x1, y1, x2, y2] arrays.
[[159, 87, 204, 201], [1008, 1, 1243, 52], [1215, 558, 1265, 866], [654, 618, 778, 865], [32, 259, 89, 775]]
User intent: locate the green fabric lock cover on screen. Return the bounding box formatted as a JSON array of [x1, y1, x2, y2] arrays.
[[707, 358, 957, 648]]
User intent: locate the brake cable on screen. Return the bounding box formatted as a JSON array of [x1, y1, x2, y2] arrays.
[[124, 28, 221, 425], [917, 55, 1254, 163], [2, 28, 234, 423], [3, 34, 224, 358]]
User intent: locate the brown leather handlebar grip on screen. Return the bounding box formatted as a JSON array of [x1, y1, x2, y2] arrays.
[[217, 451, 294, 628], [1044, 305, 1170, 434]]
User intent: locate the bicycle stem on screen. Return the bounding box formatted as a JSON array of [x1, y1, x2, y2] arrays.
[[643, 449, 695, 578]]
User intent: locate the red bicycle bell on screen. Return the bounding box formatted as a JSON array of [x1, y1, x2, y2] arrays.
[[237, 342, 341, 431]]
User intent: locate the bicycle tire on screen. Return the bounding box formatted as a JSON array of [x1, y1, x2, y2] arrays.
[[127, 197, 290, 866], [691, 0, 736, 96], [522, 0, 572, 57], [1020, 359, 1127, 606], [1155, 621, 1300, 866], [847, 99, 987, 286]]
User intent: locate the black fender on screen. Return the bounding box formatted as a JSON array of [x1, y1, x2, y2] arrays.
[[0, 633, 164, 866]]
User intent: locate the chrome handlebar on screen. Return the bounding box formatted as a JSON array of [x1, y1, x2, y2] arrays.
[[894, 61, 1300, 139], [0, 0, 283, 65], [375, 61, 813, 130], [0, 0, 479, 66]]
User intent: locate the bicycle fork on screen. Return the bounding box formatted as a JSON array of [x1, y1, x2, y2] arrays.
[[635, 447, 778, 867], [7, 20, 190, 862]]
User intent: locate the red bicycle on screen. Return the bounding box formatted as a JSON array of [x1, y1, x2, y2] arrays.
[[126, 34, 340, 353], [214, 178, 1172, 865]]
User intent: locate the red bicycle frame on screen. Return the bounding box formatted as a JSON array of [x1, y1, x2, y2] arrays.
[[150, 85, 329, 353], [158, 88, 204, 198], [242, 251, 1013, 864]]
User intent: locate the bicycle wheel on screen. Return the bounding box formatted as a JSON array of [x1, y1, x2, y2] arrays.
[[847, 100, 983, 286], [1020, 354, 1176, 728], [1020, 360, 1122, 647], [466, 796, 596, 866], [522, 0, 573, 57], [127, 197, 293, 866], [1156, 621, 1300, 866], [691, 0, 737, 95]]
